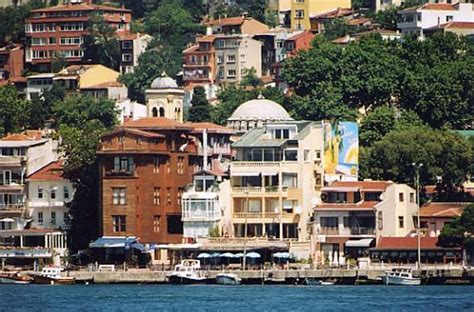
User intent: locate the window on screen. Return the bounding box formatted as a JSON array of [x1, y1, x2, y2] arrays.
[[446, 15, 453, 22], [227, 55, 235, 63], [112, 188, 127, 205], [282, 173, 298, 188], [113, 156, 134, 173], [177, 157, 185, 174], [38, 212, 44, 225], [51, 212, 56, 225], [31, 38, 47, 46], [398, 192, 404, 202], [304, 149, 310, 162], [63, 186, 70, 200], [60, 37, 82, 45], [227, 69, 236, 78], [167, 215, 183, 234], [49, 37, 56, 45], [121, 40, 132, 49], [240, 54, 245, 62], [320, 217, 338, 228], [166, 188, 172, 205], [153, 156, 160, 173], [314, 150, 321, 160], [376, 211, 383, 230], [295, 0, 304, 3], [153, 187, 160, 205], [122, 53, 132, 62], [217, 56, 223, 64], [218, 66, 224, 78], [38, 187, 43, 199], [60, 22, 84, 31], [343, 216, 350, 228], [166, 158, 171, 174], [216, 39, 224, 48], [284, 149, 298, 161], [64, 212, 70, 225], [153, 215, 160, 233], [398, 216, 404, 228], [177, 188, 184, 205], [409, 192, 415, 203], [295, 10, 304, 19], [113, 215, 126, 232], [32, 50, 49, 59], [59, 49, 83, 58], [50, 188, 56, 200]]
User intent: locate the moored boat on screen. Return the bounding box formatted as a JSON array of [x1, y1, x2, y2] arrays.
[[216, 273, 241, 285], [33, 266, 75, 285], [167, 260, 209, 285], [381, 268, 421, 286], [0, 272, 33, 284], [305, 278, 336, 286]]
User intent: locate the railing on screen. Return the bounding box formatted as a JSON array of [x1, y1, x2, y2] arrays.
[[0, 204, 25, 211], [350, 227, 376, 235], [233, 212, 263, 219], [318, 227, 340, 235], [0, 248, 51, 258], [182, 211, 220, 221], [183, 74, 211, 80], [233, 186, 264, 193], [211, 146, 231, 155], [231, 161, 280, 168], [104, 169, 136, 178]]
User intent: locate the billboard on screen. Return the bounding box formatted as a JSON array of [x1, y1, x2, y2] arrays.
[[323, 121, 359, 179]]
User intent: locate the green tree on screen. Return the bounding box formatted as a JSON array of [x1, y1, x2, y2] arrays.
[[240, 67, 262, 88], [373, 5, 399, 30], [0, 2, 45, 46], [0, 85, 30, 136], [82, 14, 121, 70], [359, 106, 396, 147], [188, 86, 211, 122], [323, 18, 350, 41]]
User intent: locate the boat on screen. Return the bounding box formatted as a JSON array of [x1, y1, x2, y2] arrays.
[[264, 272, 287, 285], [0, 272, 33, 284], [216, 273, 241, 285], [381, 268, 421, 286], [167, 260, 209, 285], [33, 266, 75, 285], [305, 278, 336, 286]]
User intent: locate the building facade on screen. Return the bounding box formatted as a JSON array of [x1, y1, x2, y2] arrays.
[[290, 0, 352, 30], [24, 0, 132, 71], [118, 33, 153, 75], [398, 2, 474, 37], [145, 74, 184, 122], [0, 44, 24, 86]]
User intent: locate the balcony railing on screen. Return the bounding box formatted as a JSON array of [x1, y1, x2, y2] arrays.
[[232, 161, 280, 168], [182, 211, 220, 221], [318, 227, 376, 236], [318, 227, 340, 235], [104, 169, 136, 177], [0, 248, 51, 258], [350, 227, 376, 235], [0, 204, 25, 212]]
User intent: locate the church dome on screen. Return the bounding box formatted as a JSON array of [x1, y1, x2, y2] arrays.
[[228, 94, 292, 121], [150, 72, 178, 89]]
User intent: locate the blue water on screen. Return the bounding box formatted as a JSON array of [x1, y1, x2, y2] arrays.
[[1, 285, 473, 311]]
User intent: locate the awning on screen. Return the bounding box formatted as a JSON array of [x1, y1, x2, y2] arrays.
[[231, 171, 260, 177], [0, 218, 15, 222], [130, 243, 147, 253], [345, 238, 374, 248], [261, 171, 278, 176], [89, 236, 137, 248]]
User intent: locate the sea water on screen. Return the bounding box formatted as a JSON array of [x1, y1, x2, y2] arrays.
[[1, 285, 473, 311]]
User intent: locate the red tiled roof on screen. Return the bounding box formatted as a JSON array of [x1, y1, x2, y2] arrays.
[[312, 7, 353, 19], [123, 117, 192, 130], [186, 122, 235, 134], [374, 236, 441, 250], [80, 81, 124, 89], [117, 33, 138, 41], [102, 127, 166, 139], [401, 3, 456, 12], [315, 201, 379, 210], [2, 133, 36, 141], [346, 17, 371, 26], [419, 202, 470, 218], [183, 45, 199, 54], [28, 161, 65, 181], [327, 180, 392, 191], [204, 16, 245, 26], [427, 21, 474, 30], [197, 35, 216, 43], [287, 31, 310, 41], [31, 3, 131, 13]]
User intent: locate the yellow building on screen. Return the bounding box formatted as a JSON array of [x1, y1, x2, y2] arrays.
[[290, 0, 352, 30]]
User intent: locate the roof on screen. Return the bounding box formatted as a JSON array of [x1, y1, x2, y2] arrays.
[[1, 133, 37, 141], [150, 73, 178, 89], [122, 118, 192, 131], [312, 8, 353, 19], [228, 94, 292, 121], [286, 31, 312, 41], [204, 16, 245, 27], [117, 33, 138, 41], [373, 237, 443, 250], [346, 17, 371, 26], [186, 122, 235, 135], [183, 44, 199, 54], [31, 3, 131, 13], [28, 161, 66, 181], [197, 35, 216, 43], [102, 127, 166, 139], [322, 180, 392, 192], [27, 73, 55, 79], [232, 128, 285, 148], [419, 202, 470, 218], [80, 81, 124, 89], [427, 21, 474, 30], [400, 3, 456, 13], [315, 201, 379, 210]]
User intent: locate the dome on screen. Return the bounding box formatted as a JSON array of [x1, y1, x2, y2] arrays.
[[228, 94, 292, 121], [150, 72, 178, 89]]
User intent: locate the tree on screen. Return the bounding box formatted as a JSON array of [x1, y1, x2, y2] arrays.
[[0, 85, 30, 136], [323, 18, 351, 41], [438, 204, 474, 263], [240, 67, 262, 88], [82, 14, 121, 70], [53, 95, 118, 251], [188, 86, 211, 122], [373, 5, 399, 30], [0, 2, 45, 46], [359, 106, 396, 147]]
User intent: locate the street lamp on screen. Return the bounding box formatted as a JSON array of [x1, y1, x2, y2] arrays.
[[412, 163, 423, 269]]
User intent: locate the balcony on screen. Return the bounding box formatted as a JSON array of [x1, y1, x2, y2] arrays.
[[0, 204, 25, 212], [232, 186, 280, 195], [104, 169, 136, 178], [318, 227, 376, 236], [0, 248, 51, 258], [318, 227, 340, 235], [182, 211, 220, 222], [0, 155, 26, 167], [349, 227, 375, 235], [183, 74, 211, 81], [232, 161, 280, 168]]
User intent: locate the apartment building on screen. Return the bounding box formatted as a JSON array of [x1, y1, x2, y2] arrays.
[[419, 202, 470, 237], [118, 33, 153, 75], [398, 2, 474, 37], [204, 16, 270, 35], [312, 180, 418, 261], [0, 44, 24, 86], [290, 0, 352, 30], [24, 0, 132, 71], [215, 34, 262, 85]]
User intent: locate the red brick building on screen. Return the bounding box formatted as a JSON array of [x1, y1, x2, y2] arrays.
[[0, 43, 25, 86], [24, 0, 131, 71], [97, 117, 235, 245]]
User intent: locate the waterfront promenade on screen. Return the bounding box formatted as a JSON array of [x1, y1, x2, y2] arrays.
[[59, 267, 474, 285]]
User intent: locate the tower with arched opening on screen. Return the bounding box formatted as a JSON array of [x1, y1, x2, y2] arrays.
[[145, 73, 184, 122]]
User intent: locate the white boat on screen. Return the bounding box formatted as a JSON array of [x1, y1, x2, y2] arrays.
[[216, 273, 241, 285], [167, 260, 209, 284], [33, 266, 75, 285], [305, 278, 336, 286], [381, 268, 421, 286], [0, 272, 33, 284]]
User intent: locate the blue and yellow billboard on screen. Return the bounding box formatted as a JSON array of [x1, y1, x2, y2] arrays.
[[323, 121, 358, 179]]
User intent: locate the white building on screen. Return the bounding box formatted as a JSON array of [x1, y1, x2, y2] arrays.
[[116, 99, 147, 124], [25, 73, 54, 100], [398, 2, 474, 37], [118, 33, 153, 75]]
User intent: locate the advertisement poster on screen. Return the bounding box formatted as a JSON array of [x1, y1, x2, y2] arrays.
[[323, 121, 359, 179]]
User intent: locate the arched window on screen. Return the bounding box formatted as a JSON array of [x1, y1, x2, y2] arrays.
[[152, 107, 158, 117], [159, 107, 165, 117], [176, 108, 181, 120]]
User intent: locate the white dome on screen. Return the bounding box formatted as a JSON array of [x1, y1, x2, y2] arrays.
[[150, 73, 178, 89], [229, 95, 292, 121]]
